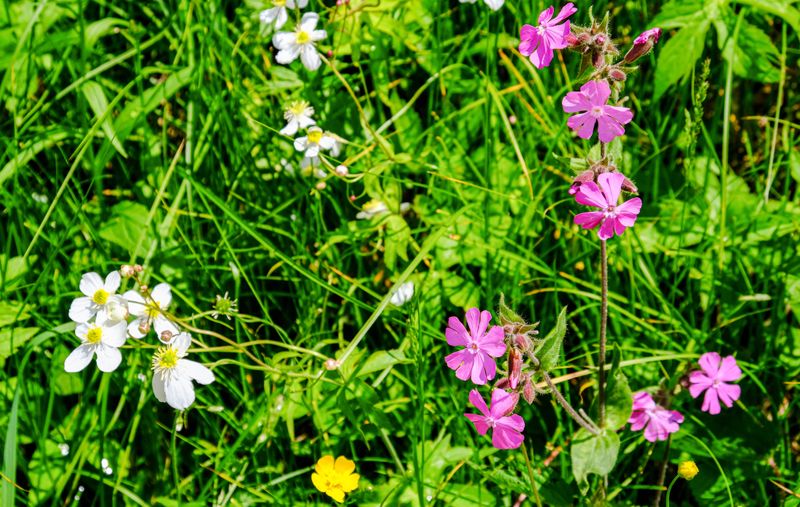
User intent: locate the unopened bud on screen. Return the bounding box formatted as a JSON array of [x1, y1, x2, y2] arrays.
[[160, 330, 174, 343], [593, 51, 605, 69], [523, 376, 536, 404], [565, 32, 579, 47], [139, 285, 148, 293], [324, 358, 341, 370], [315, 181, 327, 190], [621, 174, 638, 194], [120, 265, 135, 277], [335, 165, 348, 176], [509, 349, 522, 389], [138, 320, 151, 335], [576, 32, 591, 45], [513, 334, 532, 351], [133, 264, 144, 273], [495, 377, 510, 390], [508, 115, 517, 125], [677, 461, 699, 480], [608, 67, 627, 82], [326, 50, 334, 58], [624, 27, 662, 63], [593, 34, 607, 46]]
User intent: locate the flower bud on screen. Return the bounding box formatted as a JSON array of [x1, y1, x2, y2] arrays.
[[495, 377, 510, 390], [565, 32, 579, 48], [624, 28, 662, 63], [335, 165, 348, 176], [620, 174, 638, 194], [501, 391, 520, 416], [508, 348, 522, 389], [105, 296, 129, 322], [324, 358, 341, 370], [513, 333, 532, 352], [133, 264, 144, 273], [138, 320, 151, 335], [608, 67, 627, 82], [523, 376, 536, 404], [677, 461, 699, 480], [120, 265, 135, 277]]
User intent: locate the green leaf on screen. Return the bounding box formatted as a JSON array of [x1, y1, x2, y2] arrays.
[[535, 306, 567, 372], [654, 19, 711, 101], [604, 346, 633, 429], [571, 428, 621, 495], [732, 0, 800, 34], [652, 0, 709, 29], [98, 201, 156, 257], [0, 327, 39, 360], [498, 293, 524, 325], [383, 215, 411, 270], [358, 349, 409, 377], [0, 301, 30, 328], [81, 81, 128, 157]]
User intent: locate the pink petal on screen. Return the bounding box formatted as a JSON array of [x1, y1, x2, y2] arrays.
[[643, 420, 667, 442], [574, 211, 604, 229], [465, 413, 490, 435], [688, 382, 709, 399], [567, 112, 597, 139], [519, 25, 539, 56], [479, 352, 497, 382], [544, 22, 571, 50], [702, 387, 721, 415], [616, 197, 642, 217], [446, 350, 473, 381], [716, 383, 741, 407], [530, 40, 555, 69], [604, 105, 633, 125], [628, 412, 648, 431], [562, 90, 592, 113], [489, 389, 517, 417], [717, 356, 742, 382], [471, 352, 488, 385], [538, 5, 554, 25], [596, 115, 626, 143], [492, 415, 525, 449], [446, 316, 469, 346], [698, 352, 721, 377], [465, 308, 482, 338], [632, 391, 655, 411], [611, 217, 628, 237], [551, 2, 577, 24], [574, 181, 607, 207], [598, 173, 624, 206], [478, 326, 506, 356], [468, 389, 490, 417], [598, 218, 616, 240], [580, 80, 611, 106]]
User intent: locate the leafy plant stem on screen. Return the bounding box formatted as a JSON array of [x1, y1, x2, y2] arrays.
[[598, 239, 608, 428], [542, 371, 600, 435]]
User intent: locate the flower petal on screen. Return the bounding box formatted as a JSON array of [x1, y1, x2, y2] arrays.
[[315, 455, 335, 475], [152, 374, 167, 402], [165, 376, 196, 410], [468, 388, 490, 417], [574, 211, 604, 230], [446, 316, 469, 346], [69, 297, 95, 323], [701, 387, 721, 415], [489, 389, 517, 417], [95, 345, 122, 372], [79, 272, 104, 297], [179, 359, 215, 385], [272, 31, 296, 50], [716, 383, 740, 407], [717, 355, 742, 382], [300, 45, 321, 71], [464, 413, 490, 435], [567, 112, 596, 139], [581, 80, 611, 105], [698, 352, 721, 378], [64, 345, 94, 372], [151, 283, 173, 309], [598, 173, 625, 207], [492, 415, 525, 449], [562, 90, 592, 113], [596, 115, 626, 143], [574, 181, 607, 208], [551, 3, 577, 24], [103, 321, 128, 347], [104, 270, 121, 293], [334, 456, 356, 475]]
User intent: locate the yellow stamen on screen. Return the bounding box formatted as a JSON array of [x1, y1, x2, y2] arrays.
[[92, 289, 109, 305], [296, 31, 310, 44], [153, 346, 179, 370], [308, 130, 323, 144], [273, 0, 286, 5], [86, 327, 103, 344], [145, 301, 161, 319]]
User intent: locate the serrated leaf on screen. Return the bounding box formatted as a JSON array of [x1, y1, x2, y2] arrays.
[[654, 20, 711, 101], [571, 428, 621, 495], [535, 306, 567, 372], [720, 19, 781, 83]]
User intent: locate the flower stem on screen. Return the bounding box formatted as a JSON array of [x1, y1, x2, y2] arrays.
[[542, 371, 600, 435], [665, 476, 679, 507], [521, 444, 544, 507], [598, 239, 609, 428]]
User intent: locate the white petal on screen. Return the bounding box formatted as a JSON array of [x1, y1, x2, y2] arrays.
[[259, 7, 278, 24], [150, 283, 173, 309], [300, 12, 319, 31], [276, 46, 301, 64], [272, 31, 296, 50], [127, 318, 147, 339], [95, 345, 122, 372], [152, 375, 167, 402], [103, 321, 128, 347], [75, 323, 90, 340], [179, 360, 215, 385], [294, 136, 308, 152], [310, 29, 327, 42], [275, 7, 288, 29], [165, 377, 195, 410], [69, 297, 95, 323], [80, 272, 104, 297], [484, 0, 504, 10], [318, 135, 336, 150], [173, 332, 192, 354], [301, 45, 321, 71], [154, 317, 180, 341], [123, 290, 146, 316], [305, 144, 320, 157], [280, 119, 299, 136], [104, 271, 120, 293], [64, 345, 94, 372], [298, 116, 315, 129]]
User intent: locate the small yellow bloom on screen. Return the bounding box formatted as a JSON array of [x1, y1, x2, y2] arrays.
[[678, 460, 699, 480], [311, 455, 359, 503]]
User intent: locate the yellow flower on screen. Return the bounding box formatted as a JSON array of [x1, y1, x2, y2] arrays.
[[311, 455, 359, 503], [677, 460, 699, 480]]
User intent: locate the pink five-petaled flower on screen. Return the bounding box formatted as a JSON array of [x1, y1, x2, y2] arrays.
[[628, 392, 684, 442], [465, 389, 525, 449], [445, 308, 506, 385], [574, 172, 642, 240], [519, 3, 577, 69], [688, 352, 742, 415], [562, 80, 633, 143]]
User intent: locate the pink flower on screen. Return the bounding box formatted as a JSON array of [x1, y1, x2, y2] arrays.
[[562, 80, 633, 143], [573, 172, 642, 240], [628, 392, 684, 442], [445, 308, 506, 385], [464, 389, 525, 449], [688, 352, 742, 415], [624, 27, 662, 63], [519, 3, 577, 69]]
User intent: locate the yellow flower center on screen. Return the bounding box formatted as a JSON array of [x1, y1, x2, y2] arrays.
[[308, 130, 323, 144], [92, 289, 110, 305], [153, 347, 179, 370], [273, 0, 286, 5], [296, 31, 310, 44], [145, 301, 161, 319], [86, 327, 103, 344], [288, 100, 309, 116]]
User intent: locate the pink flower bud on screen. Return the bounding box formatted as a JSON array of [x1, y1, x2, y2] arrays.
[[624, 28, 662, 63], [133, 264, 144, 273], [495, 377, 510, 390], [523, 376, 536, 404], [120, 265, 135, 277], [513, 333, 531, 351], [324, 358, 341, 370], [508, 348, 522, 389], [335, 165, 348, 176], [326, 50, 334, 58], [608, 67, 627, 82]]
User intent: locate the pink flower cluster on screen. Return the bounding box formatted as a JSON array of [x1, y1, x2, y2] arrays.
[[445, 308, 525, 449], [628, 352, 743, 442], [573, 172, 642, 240]]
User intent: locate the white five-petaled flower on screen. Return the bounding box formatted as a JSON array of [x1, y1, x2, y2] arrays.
[[273, 12, 327, 71], [294, 126, 336, 158], [389, 281, 415, 306], [280, 100, 315, 136], [69, 271, 122, 323], [123, 283, 179, 341], [64, 314, 127, 373], [459, 0, 504, 10], [260, 0, 309, 30], [356, 199, 411, 220], [151, 332, 215, 410]]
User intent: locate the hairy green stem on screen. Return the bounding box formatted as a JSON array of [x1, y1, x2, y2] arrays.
[[598, 239, 608, 427], [542, 371, 600, 435]]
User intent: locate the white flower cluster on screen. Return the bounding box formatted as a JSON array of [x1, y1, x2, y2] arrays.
[[65, 268, 214, 410], [278, 100, 342, 178], [261, 0, 327, 72]]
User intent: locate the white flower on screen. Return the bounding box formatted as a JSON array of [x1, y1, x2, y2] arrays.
[[294, 126, 336, 158], [123, 283, 179, 341], [272, 12, 327, 71], [68, 271, 122, 323], [64, 314, 127, 373], [280, 100, 315, 136], [389, 281, 414, 306], [459, 0, 504, 10], [356, 199, 411, 220], [260, 0, 309, 30], [151, 332, 215, 410]]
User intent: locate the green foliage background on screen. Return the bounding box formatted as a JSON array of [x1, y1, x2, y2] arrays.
[[1, 0, 799, 504]]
